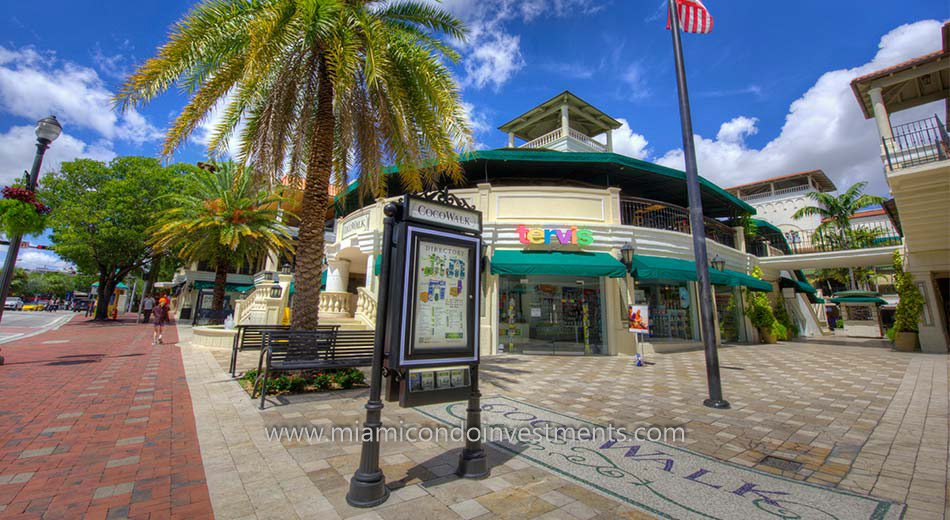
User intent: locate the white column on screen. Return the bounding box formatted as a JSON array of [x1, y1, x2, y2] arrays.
[[869, 87, 894, 141], [364, 254, 375, 292], [560, 103, 569, 137], [507, 132, 515, 148], [326, 259, 350, 293], [606, 130, 613, 152]]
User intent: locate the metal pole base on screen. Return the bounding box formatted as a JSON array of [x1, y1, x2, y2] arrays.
[[703, 398, 731, 409], [457, 448, 489, 479], [346, 473, 389, 508]]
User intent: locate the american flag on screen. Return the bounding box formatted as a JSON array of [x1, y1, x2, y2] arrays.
[[667, 0, 714, 34]]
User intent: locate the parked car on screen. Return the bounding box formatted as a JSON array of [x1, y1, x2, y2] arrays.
[[4, 297, 23, 311], [22, 301, 47, 311], [71, 299, 92, 312]]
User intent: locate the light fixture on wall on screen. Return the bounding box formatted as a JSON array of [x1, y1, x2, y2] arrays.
[[270, 284, 283, 298], [619, 243, 635, 269], [710, 255, 726, 272], [281, 263, 292, 275]]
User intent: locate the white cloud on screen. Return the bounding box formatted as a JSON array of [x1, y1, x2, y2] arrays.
[[619, 62, 651, 100], [609, 118, 650, 160], [652, 19, 946, 196], [425, 0, 604, 91], [0, 46, 162, 143], [0, 245, 73, 271], [0, 125, 115, 186]]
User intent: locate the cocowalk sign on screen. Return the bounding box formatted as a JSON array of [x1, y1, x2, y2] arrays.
[[385, 193, 483, 408]]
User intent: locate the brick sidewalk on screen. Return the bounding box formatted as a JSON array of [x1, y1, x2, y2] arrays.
[[0, 315, 212, 520]]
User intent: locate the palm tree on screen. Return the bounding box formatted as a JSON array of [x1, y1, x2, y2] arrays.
[[793, 181, 885, 289], [149, 163, 295, 312], [115, 0, 470, 329]]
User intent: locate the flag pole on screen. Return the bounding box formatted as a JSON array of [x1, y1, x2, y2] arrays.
[[667, 0, 729, 409]]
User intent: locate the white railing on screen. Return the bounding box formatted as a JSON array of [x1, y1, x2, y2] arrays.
[[235, 286, 270, 325], [319, 291, 357, 317], [766, 244, 785, 257], [567, 128, 607, 152], [354, 287, 377, 328], [521, 128, 564, 149], [741, 185, 811, 202]]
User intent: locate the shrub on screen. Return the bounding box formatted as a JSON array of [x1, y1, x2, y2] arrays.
[[772, 299, 796, 340], [745, 267, 777, 340], [885, 327, 897, 342], [773, 322, 788, 341], [892, 251, 924, 333], [333, 368, 365, 389], [312, 372, 332, 390]]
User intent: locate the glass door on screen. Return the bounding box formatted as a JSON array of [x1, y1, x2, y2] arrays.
[[498, 276, 605, 355]]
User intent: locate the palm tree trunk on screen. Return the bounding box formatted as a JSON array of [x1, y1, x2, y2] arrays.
[[212, 262, 228, 311], [291, 55, 334, 331]]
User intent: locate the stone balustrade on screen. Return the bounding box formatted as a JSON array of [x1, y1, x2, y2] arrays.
[[319, 291, 357, 317]]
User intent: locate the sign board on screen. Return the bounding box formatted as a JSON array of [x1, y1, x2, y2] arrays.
[[394, 226, 480, 368], [339, 213, 370, 240], [381, 192, 483, 408], [628, 304, 649, 334], [403, 195, 481, 233]]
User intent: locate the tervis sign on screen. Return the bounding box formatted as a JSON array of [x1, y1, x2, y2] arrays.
[[518, 225, 594, 246]]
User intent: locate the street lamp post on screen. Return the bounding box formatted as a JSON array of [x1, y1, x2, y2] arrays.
[[619, 244, 637, 357], [0, 116, 62, 326]]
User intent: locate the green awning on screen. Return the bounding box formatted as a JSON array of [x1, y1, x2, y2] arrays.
[[779, 276, 817, 294], [832, 290, 878, 298], [812, 297, 826, 304], [91, 282, 129, 289], [722, 270, 773, 292], [193, 281, 255, 292], [491, 250, 627, 278], [829, 296, 887, 304], [374, 255, 381, 276], [629, 255, 698, 282]]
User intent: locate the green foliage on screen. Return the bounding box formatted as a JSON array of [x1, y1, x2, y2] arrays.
[[4, 269, 94, 299], [240, 367, 366, 395], [772, 299, 796, 340], [885, 327, 897, 342], [115, 0, 472, 329], [149, 162, 295, 310], [772, 322, 788, 341], [892, 250, 924, 333], [745, 267, 777, 338], [0, 199, 47, 237], [719, 294, 739, 342], [39, 157, 194, 319]]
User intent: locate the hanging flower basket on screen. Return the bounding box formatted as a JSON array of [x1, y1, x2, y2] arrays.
[[0, 186, 50, 237]]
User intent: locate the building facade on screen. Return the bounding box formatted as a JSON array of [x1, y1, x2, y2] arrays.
[[321, 92, 779, 356], [851, 22, 950, 353]]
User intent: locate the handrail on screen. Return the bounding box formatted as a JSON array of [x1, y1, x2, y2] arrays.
[[619, 196, 736, 248], [567, 128, 607, 152], [521, 128, 564, 149], [882, 115, 949, 172]]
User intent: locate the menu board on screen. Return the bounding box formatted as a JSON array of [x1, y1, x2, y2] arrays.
[[412, 240, 469, 350]]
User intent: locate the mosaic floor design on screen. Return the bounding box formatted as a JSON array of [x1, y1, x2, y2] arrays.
[[418, 396, 905, 520]]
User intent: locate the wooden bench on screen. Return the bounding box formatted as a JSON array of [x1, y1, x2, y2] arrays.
[[253, 329, 375, 409], [229, 324, 339, 377]]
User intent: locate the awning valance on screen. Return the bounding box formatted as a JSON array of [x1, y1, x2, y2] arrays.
[[722, 270, 773, 292], [491, 250, 627, 278], [829, 296, 887, 304], [779, 276, 817, 294], [374, 255, 381, 276], [193, 281, 254, 292]]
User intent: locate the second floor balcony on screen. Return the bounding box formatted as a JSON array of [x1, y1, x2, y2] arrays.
[[882, 115, 950, 172], [620, 197, 737, 249]]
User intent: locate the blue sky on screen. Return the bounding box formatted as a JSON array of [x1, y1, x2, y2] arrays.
[[0, 0, 946, 269]]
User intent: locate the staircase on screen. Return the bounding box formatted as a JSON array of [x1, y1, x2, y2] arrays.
[[319, 316, 373, 331]]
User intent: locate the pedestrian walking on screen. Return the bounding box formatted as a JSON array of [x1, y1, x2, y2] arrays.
[[152, 299, 171, 344], [141, 294, 155, 323]]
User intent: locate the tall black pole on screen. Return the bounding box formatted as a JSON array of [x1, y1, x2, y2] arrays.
[[667, 0, 729, 409], [456, 363, 488, 478], [0, 137, 53, 325], [347, 202, 397, 507]]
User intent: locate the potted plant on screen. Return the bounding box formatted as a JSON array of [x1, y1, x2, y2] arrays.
[[892, 251, 924, 352], [0, 185, 50, 238], [745, 267, 778, 343]]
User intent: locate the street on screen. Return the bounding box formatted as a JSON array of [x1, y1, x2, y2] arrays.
[[0, 311, 74, 344]]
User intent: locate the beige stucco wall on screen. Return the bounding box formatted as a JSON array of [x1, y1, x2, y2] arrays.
[[329, 183, 762, 356]]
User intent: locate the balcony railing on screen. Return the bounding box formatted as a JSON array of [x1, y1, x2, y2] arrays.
[[619, 197, 736, 248], [748, 223, 901, 257], [882, 115, 950, 172], [520, 127, 607, 152], [740, 184, 811, 202]]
